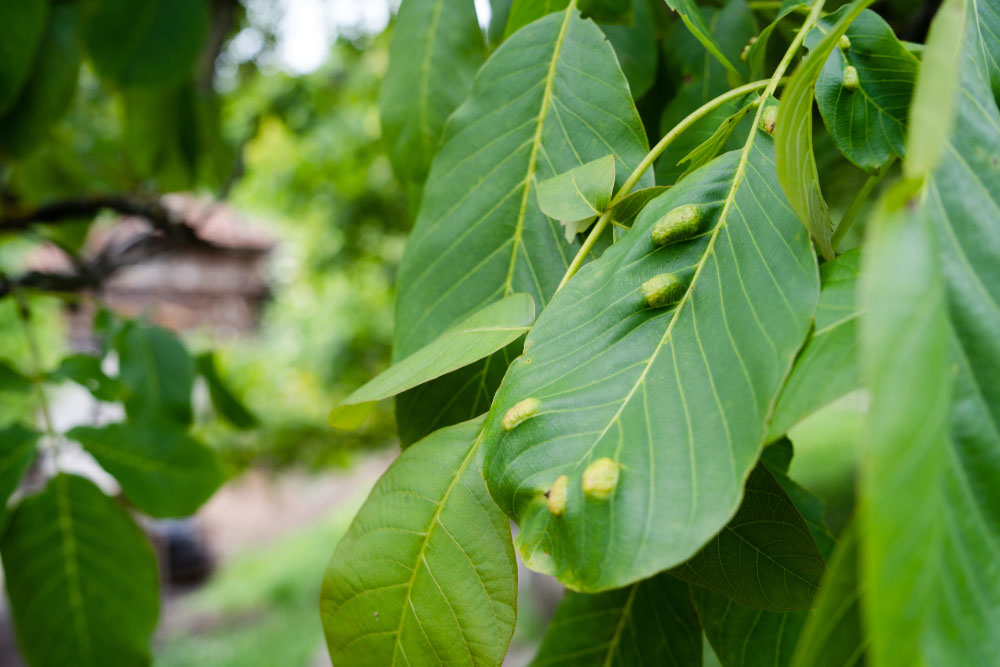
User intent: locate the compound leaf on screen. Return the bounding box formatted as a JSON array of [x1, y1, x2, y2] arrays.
[[0, 474, 159, 667], [812, 9, 918, 171], [67, 422, 225, 518], [482, 121, 818, 592], [321, 417, 517, 666], [332, 294, 535, 429], [531, 574, 701, 666], [394, 7, 651, 444]]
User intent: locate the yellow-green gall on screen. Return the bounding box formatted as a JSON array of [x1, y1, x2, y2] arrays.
[[651, 204, 702, 246], [739, 36, 757, 63], [759, 105, 778, 135], [838, 34, 851, 50], [502, 397, 540, 431], [843, 65, 860, 91], [582, 458, 620, 500], [546, 475, 568, 516], [641, 273, 684, 309]]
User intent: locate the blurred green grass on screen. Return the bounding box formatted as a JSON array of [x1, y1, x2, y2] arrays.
[[155, 508, 356, 667]]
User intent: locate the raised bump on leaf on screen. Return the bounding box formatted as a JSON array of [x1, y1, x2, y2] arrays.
[[641, 273, 684, 309], [651, 204, 704, 246], [547, 475, 568, 516], [582, 458, 620, 500], [838, 34, 851, 50], [740, 36, 758, 63], [843, 65, 860, 91], [502, 397, 541, 431], [759, 105, 779, 135]]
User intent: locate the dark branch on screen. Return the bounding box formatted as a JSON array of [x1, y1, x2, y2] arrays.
[[0, 195, 182, 234]]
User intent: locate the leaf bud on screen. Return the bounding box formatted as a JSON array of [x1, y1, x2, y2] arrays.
[[838, 34, 851, 50], [641, 273, 684, 309], [651, 204, 702, 246], [502, 397, 540, 431], [582, 458, 620, 500], [546, 475, 568, 516], [843, 65, 860, 91], [759, 105, 778, 135]]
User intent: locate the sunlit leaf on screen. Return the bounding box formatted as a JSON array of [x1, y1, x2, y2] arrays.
[[380, 0, 485, 185], [332, 294, 535, 429], [1, 474, 159, 667], [394, 6, 651, 444], [859, 179, 951, 666], [531, 574, 701, 666], [321, 417, 517, 666], [482, 125, 818, 591], [536, 155, 615, 241], [68, 422, 225, 518]]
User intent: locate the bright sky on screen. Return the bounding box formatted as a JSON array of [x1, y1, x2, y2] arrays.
[[261, 0, 493, 74]]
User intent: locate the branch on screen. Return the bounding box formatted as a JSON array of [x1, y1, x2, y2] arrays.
[[0, 195, 182, 234]]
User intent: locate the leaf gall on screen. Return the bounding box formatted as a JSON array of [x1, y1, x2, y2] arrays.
[[546, 475, 568, 516], [582, 458, 620, 500], [651, 204, 702, 246], [641, 273, 684, 309], [502, 397, 541, 431]]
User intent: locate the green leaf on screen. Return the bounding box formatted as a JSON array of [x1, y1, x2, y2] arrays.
[[0, 0, 48, 114], [663, 0, 745, 82], [0, 358, 33, 394], [745, 2, 807, 81], [678, 97, 757, 178], [394, 6, 652, 444], [610, 186, 670, 241], [536, 155, 616, 241], [692, 586, 807, 667], [333, 293, 535, 429], [764, 454, 837, 560], [0, 3, 81, 158], [122, 82, 201, 190], [67, 422, 225, 518], [82, 0, 208, 88], [657, 0, 757, 184], [859, 180, 951, 666], [0, 424, 38, 527], [504, 0, 569, 38], [531, 574, 702, 666], [790, 522, 865, 667], [903, 0, 967, 181], [903, 0, 1000, 660], [488, 0, 513, 48], [0, 474, 159, 667], [482, 129, 819, 591], [115, 322, 195, 426], [671, 464, 825, 611], [601, 0, 658, 99], [380, 0, 485, 185], [48, 353, 122, 402], [811, 9, 918, 171], [320, 417, 517, 666], [196, 352, 259, 430], [775, 0, 874, 261], [768, 249, 862, 440]]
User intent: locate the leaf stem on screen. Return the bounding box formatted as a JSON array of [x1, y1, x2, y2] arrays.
[[832, 156, 897, 251], [555, 77, 780, 293]]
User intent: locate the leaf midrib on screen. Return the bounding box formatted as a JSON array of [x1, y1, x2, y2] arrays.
[[390, 432, 483, 666], [55, 476, 93, 664], [503, 2, 577, 296], [418, 0, 446, 156]]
